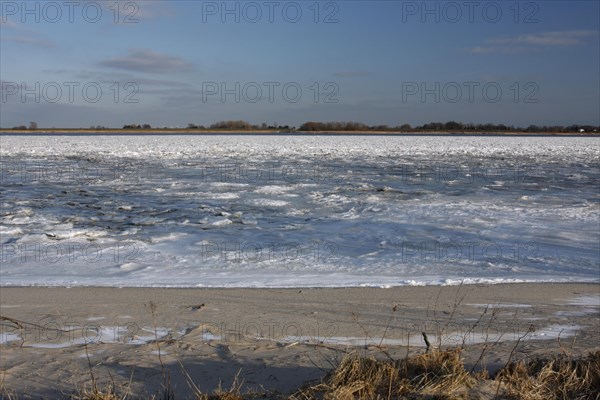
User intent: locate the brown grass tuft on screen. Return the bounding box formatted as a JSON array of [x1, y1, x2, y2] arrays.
[[295, 348, 473, 399], [3, 344, 599, 399], [497, 350, 600, 400], [69, 383, 124, 400], [0, 381, 19, 400]]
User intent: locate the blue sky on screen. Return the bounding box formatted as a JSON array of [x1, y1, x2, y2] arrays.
[[1, 0, 599, 128]]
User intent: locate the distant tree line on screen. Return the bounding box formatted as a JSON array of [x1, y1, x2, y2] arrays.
[[123, 124, 152, 129], [7, 120, 599, 133], [300, 121, 370, 131], [415, 121, 599, 133], [298, 121, 599, 133], [187, 120, 291, 130], [11, 121, 38, 130]]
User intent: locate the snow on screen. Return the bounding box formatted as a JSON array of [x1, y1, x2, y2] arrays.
[[1, 135, 598, 287]]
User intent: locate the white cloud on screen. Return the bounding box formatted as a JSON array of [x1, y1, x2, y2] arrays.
[[468, 30, 598, 54], [99, 49, 192, 73]]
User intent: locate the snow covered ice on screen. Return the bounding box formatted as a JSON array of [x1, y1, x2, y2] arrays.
[[1, 135, 598, 287]]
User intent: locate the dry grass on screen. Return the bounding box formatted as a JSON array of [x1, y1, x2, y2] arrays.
[[291, 349, 600, 400], [69, 385, 125, 400], [3, 299, 598, 399], [2, 350, 599, 399], [496, 350, 600, 400], [294, 348, 474, 399], [195, 393, 244, 400], [189, 373, 246, 400], [0, 382, 19, 400]]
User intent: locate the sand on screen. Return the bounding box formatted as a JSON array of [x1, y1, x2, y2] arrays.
[[1, 283, 599, 398]]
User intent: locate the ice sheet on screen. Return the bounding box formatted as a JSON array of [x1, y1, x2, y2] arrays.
[[1, 135, 598, 287]]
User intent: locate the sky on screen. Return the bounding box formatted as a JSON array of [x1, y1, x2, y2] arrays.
[[1, 0, 599, 128]]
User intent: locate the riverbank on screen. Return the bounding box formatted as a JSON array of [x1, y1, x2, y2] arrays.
[[1, 283, 598, 398]]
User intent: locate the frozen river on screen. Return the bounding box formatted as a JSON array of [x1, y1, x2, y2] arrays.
[[1, 135, 598, 287]]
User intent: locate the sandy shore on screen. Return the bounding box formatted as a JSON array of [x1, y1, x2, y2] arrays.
[[1, 283, 599, 398]]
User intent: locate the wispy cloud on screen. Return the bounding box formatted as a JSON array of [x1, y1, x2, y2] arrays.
[[0, 18, 20, 29], [44, 69, 191, 87], [131, 0, 175, 20], [71, 0, 174, 22], [0, 18, 56, 47], [98, 49, 192, 73], [1, 35, 55, 47], [468, 30, 598, 54], [333, 71, 371, 78]]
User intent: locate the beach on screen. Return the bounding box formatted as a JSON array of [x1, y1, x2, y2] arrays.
[[1, 283, 598, 398]]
